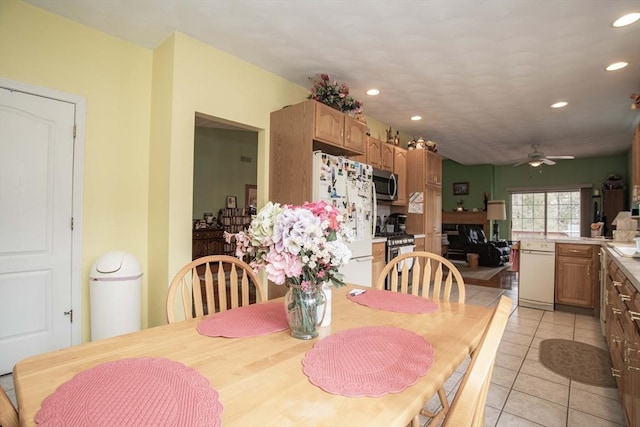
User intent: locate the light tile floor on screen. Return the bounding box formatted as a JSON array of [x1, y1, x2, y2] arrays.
[[1, 281, 627, 426]]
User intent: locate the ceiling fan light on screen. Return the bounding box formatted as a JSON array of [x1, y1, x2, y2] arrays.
[[613, 13, 640, 27], [366, 88, 380, 96], [606, 61, 628, 71], [550, 101, 568, 109], [529, 160, 543, 167]]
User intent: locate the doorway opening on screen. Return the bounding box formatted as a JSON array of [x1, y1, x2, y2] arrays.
[[192, 112, 259, 259]]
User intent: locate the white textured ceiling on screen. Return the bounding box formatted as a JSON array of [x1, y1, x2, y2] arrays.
[[25, 0, 640, 166]]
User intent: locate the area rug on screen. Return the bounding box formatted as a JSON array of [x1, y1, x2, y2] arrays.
[[539, 339, 616, 388], [450, 260, 509, 282]]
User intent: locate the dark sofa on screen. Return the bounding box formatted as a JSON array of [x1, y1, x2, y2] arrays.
[[457, 224, 510, 267]]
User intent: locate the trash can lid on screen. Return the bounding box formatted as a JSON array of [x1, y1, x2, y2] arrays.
[[90, 251, 142, 279]]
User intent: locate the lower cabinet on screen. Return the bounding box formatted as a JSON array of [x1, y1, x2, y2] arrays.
[[555, 243, 599, 310], [414, 237, 425, 252], [372, 242, 386, 287], [604, 255, 640, 427]]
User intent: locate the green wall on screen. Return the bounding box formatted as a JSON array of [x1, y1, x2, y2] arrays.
[[443, 153, 629, 238], [193, 127, 258, 219]]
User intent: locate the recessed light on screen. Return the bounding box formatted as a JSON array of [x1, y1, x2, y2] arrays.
[[366, 89, 380, 96], [410, 116, 422, 121], [606, 61, 628, 71], [613, 12, 640, 27], [551, 101, 568, 109]]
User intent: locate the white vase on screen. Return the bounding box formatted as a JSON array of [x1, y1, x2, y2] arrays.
[[320, 283, 332, 327]]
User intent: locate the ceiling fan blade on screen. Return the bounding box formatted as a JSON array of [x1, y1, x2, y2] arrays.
[[512, 160, 529, 167], [542, 158, 556, 165], [545, 155, 575, 160]]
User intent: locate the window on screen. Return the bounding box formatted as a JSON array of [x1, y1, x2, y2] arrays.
[[511, 190, 581, 240]]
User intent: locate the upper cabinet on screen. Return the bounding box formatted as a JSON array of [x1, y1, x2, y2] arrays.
[[314, 101, 366, 154], [270, 100, 367, 206], [426, 150, 442, 187], [367, 137, 394, 172], [392, 147, 407, 206]]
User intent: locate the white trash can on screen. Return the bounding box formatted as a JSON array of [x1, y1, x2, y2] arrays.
[[90, 251, 142, 341]]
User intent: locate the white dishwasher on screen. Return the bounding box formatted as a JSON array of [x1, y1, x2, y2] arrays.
[[519, 240, 556, 311]]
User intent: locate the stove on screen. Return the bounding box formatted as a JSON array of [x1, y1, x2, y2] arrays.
[[376, 232, 416, 290], [375, 232, 415, 247]]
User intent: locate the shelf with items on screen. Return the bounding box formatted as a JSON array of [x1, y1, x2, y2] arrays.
[[218, 208, 252, 255]]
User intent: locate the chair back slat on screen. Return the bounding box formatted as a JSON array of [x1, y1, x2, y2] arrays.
[[191, 269, 203, 318], [215, 261, 227, 312], [229, 263, 239, 309], [166, 255, 264, 323]]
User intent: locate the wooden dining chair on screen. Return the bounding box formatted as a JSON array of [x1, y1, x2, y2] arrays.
[[0, 386, 19, 427], [376, 251, 466, 425], [375, 250, 466, 303], [441, 295, 512, 426], [166, 255, 265, 324]]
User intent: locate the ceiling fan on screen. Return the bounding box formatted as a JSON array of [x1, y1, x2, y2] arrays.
[[512, 144, 575, 167]]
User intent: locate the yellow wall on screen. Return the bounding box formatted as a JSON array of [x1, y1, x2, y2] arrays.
[[0, 0, 153, 340], [153, 32, 307, 325], [1, 0, 400, 331]]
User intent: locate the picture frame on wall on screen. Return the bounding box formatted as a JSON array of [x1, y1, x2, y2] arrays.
[[453, 182, 469, 195], [245, 184, 257, 208], [226, 196, 237, 209]]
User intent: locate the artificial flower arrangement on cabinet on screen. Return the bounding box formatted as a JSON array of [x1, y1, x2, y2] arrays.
[[307, 73, 364, 118], [225, 200, 353, 339]]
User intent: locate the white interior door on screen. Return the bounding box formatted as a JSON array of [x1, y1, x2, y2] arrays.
[[0, 87, 75, 374]]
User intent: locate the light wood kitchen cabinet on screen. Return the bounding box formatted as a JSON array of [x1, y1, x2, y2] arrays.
[[555, 243, 599, 310], [314, 101, 367, 154], [372, 242, 386, 285], [426, 150, 442, 187], [406, 149, 443, 255], [632, 124, 640, 203], [392, 147, 407, 206], [270, 100, 367, 207], [367, 137, 394, 172], [604, 255, 640, 427], [414, 237, 425, 252]]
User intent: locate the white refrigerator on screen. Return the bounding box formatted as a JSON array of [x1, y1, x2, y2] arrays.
[[312, 151, 375, 287]]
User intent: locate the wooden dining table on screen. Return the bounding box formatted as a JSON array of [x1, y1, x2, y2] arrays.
[[14, 285, 492, 426]]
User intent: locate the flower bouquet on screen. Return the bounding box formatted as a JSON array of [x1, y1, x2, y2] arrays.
[[226, 201, 353, 338], [307, 73, 363, 115]]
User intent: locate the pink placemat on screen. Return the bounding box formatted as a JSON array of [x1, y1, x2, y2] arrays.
[[302, 326, 435, 397], [197, 301, 288, 338], [346, 288, 439, 313], [35, 357, 223, 426]]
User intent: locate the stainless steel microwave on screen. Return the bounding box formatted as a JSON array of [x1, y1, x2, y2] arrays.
[[372, 168, 398, 201]]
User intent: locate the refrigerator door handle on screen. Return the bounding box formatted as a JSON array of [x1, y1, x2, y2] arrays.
[[372, 181, 377, 238]]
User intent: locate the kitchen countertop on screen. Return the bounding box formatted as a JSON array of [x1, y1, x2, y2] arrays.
[[604, 242, 640, 293], [372, 237, 387, 244]]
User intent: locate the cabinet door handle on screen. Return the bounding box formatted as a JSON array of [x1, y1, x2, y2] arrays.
[[611, 335, 621, 344], [612, 308, 622, 315], [624, 341, 640, 371], [629, 311, 640, 322], [619, 293, 631, 302], [613, 280, 622, 287], [611, 367, 621, 377]]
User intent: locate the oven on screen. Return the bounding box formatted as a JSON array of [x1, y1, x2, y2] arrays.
[[376, 232, 415, 289]]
